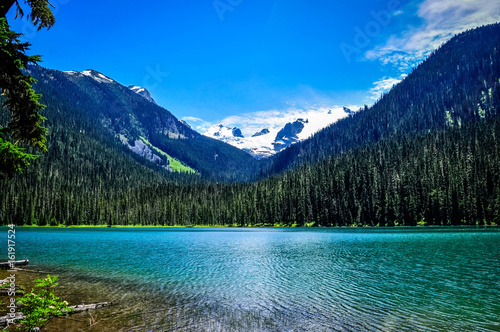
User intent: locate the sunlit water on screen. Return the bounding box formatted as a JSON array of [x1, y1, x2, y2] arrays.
[[4, 227, 500, 331]]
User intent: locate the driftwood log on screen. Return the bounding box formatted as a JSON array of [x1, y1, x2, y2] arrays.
[[0, 260, 29, 269], [66, 302, 113, 314], [0, 302, 113, 326]]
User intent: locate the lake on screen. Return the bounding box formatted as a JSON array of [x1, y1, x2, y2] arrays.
[[5, 227, 500, 331]]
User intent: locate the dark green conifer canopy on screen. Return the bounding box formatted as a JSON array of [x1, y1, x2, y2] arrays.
[[0, 0, 55, 177]]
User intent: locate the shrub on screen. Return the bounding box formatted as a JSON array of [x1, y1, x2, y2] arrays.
[[17, 275, 72, 332]]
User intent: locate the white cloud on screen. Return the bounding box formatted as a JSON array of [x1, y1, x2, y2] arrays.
[[184, 105, 361, 137], [181, 116, 213, 132], [366, 0, 500, 69], [369, 74, 407, 101], [182, 116, 204, 122]]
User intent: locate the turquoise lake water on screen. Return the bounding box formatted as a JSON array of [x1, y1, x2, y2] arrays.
[[4, 227, 500, 331]]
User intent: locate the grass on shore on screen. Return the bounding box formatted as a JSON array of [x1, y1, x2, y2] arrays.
[[4, 223, 498, 229]]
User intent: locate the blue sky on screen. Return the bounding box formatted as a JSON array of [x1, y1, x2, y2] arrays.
[[7, 0, 500, 135]]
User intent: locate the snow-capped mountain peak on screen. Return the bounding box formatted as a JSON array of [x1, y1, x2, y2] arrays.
[[204, 124, 276, 159], [203, 107, 355, 159], [343, 106, 355, 115], [62, 70, 158, 105], [252, 129, 270, 137], [273, 119, 308, 151], [205, 124, 245, 138], [64, 69, 115, 84], [128, 85, 157, 105]]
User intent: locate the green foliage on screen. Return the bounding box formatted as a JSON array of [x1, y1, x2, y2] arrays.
[[49, 217, 57, 226], [1, 0, 55, 31], [0, 119, 499, 227], [0, 131, 38, 177], [445, 110, 454, 126], [140, 136, 196, 174], [0, 24, 500, 227], [0, 0, 55, 177], [0, 18, 47, 148], [17, 275, 72, 332]]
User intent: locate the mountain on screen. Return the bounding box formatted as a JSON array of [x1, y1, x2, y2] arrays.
[[262, 23, 500, 176], [1, 24, 499, 227], [273, 119, 308, 151], [20, 66, 259, 181], [204, 108, 351, 159], [128, 85, 157, 104], [252, 129, 270, 137], [342, 107, 354, 115], [204, 124, 275, 159], [205, 125, 245, 139]]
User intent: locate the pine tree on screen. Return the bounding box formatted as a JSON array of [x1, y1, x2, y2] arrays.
[[0, 0, 55, 177]]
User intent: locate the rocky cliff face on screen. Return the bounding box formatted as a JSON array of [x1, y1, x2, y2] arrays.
[[273, 119, 307, 152]]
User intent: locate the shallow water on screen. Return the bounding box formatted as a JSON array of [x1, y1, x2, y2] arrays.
[[4, 227, 500, 331]]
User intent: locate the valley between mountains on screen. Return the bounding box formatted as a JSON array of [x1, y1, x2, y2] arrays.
[[1, 23, 499, 227]]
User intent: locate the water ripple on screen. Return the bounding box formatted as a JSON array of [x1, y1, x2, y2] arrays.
[[12, 227, 500, 331]]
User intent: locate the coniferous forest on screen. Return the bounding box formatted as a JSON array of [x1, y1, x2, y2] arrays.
[[1, 118, 499, 227], [0, 24, 500, 227]]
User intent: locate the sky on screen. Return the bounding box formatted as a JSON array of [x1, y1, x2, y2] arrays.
[[7, 0, 500, 136]]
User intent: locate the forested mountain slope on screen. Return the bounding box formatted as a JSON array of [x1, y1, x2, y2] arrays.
[[2, 117, 497, 226], [0, 24, 499, 226], [263, 23, 500, 176], [23, 66, 259, 181]]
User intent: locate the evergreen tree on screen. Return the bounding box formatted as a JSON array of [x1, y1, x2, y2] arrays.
[[0, 0, 55, 177]]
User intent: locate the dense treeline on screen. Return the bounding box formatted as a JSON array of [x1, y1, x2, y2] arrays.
[[1, 118, 498, 226], [262, 23, 500, 176], [23, 66, 259, 181], [1, 24, 500, 227], [0, 97, 205, 225]]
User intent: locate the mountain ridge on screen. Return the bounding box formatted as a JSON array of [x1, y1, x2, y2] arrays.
[[261, 23, 500, 176], [22, 65, 259, 181], [204, 107, 353, 159], [1, 24, 499, 227], [128, 85, 157, 104]]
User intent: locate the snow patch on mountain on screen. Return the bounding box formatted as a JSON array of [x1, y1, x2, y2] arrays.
[[63, 69, 114, 84], [128, 85, 157, 105], [81, 70, 114, 84], [204, 107, 354, 158], [204, 125, 277, 159], [252, 129, 270, 137]]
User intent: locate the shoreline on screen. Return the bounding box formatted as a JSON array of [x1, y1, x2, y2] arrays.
[[0, 268, 145, 331], [1, 228, 499, 331], [2, 224, 499, 229]]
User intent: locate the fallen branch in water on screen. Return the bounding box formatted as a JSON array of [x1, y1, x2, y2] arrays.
[[0, 260, 29, 269]]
